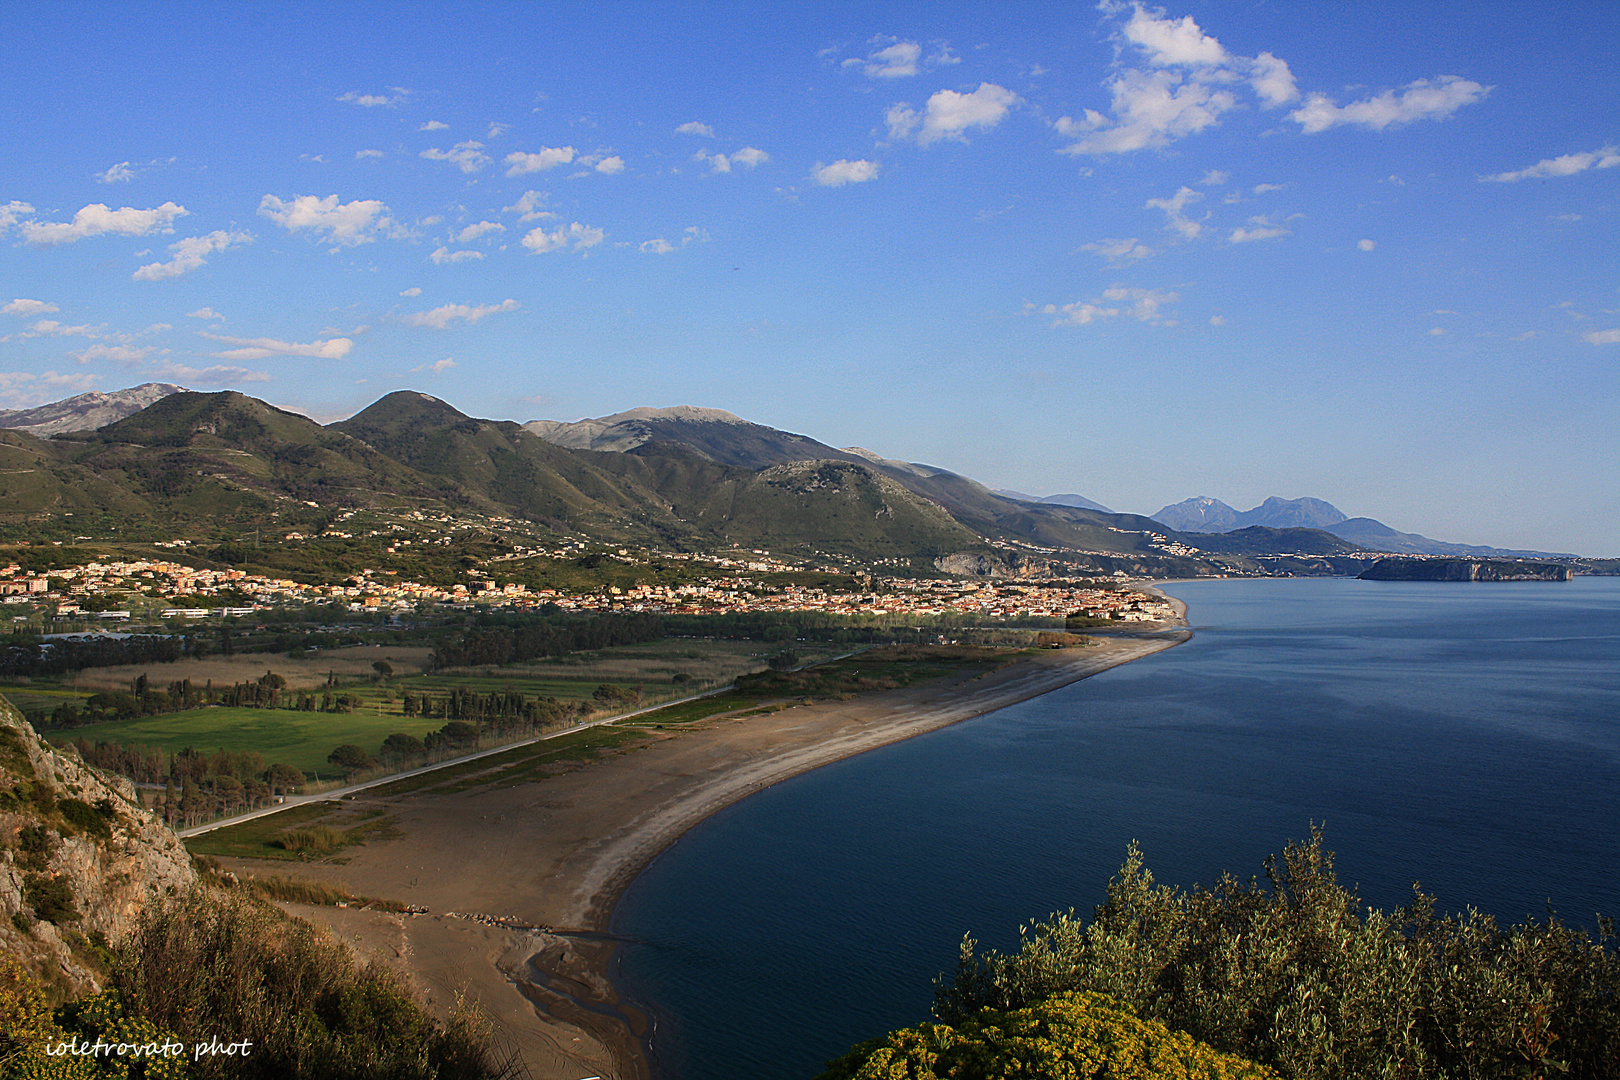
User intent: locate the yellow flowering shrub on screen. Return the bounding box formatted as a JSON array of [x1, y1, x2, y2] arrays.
[[819, 990, 1275, 1080]]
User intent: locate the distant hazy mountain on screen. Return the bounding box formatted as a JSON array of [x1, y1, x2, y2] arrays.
[[992, 489, 1114, 513], [0, 382, 186, 436], [524, 406, 868, 471], [1152, 497, 1243, 533], [1153, 495, 1569, 558]]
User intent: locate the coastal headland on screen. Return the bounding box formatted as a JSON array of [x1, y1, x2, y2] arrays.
[[213, 613, 1189, 1080]]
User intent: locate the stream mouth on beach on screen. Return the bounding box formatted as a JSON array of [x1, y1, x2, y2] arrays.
[[609, 577, 1620, 1080]]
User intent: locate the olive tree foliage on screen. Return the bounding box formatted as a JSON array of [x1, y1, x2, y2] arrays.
[[935, 828, 1620, 1080]]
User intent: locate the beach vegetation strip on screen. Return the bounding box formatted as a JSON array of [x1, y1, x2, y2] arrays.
[[185, 800, 398, 861]]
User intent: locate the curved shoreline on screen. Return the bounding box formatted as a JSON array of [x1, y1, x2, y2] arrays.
[[237, 624, 1190, 1080]]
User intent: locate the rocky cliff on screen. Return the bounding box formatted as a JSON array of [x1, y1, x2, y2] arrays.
[[0, 693, 195, 997], [1357, 558, 1573, 582]]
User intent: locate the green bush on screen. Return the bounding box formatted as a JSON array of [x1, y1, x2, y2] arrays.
[[270, 825, 344, 855], [56, 797, 113, 842], [935, 829, 1620, 1080], [23, 875, 79, 925], [819, 990, 1274, 1080]]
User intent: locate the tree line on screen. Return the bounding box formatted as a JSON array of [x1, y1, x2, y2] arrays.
[[428, 610, 665, 668]]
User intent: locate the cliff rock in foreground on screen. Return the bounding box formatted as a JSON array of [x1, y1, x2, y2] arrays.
[[0, 693, 196, 997]]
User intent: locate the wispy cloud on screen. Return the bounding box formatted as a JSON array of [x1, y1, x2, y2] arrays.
[[133, 230, 252, 281], [503, 191, 554, 221], [203, 333, 354, 360], [429, 246, 484, 264], [1028, 286, 1180, 327], [812, 159, 880, 187], [421, 141, 491, 173], [675, 121, 715, 138], [187, 307, 226, 320], [411, 358, 457, 374], [338, 88, 409, 107], [96, 161, 135, 183], [18, 202, 188, 244], [156, 362, 270, 383], [1482, 144, 1620, 183], [403, 300, 519, 328], [1291, 76, 1488, 133]]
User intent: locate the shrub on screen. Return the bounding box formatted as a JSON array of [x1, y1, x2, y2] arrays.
[[24, 875, 79, 925], [271, 825, 345, 855], [819, 990, 1274, 1080], [57, 797, 114, 842], [935, 829, 1620, 1080]]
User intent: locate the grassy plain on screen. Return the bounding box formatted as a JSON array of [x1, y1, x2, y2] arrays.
[[43, 637, 821, 777]]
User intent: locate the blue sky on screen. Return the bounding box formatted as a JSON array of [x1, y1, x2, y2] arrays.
[[1, 1, 1615, 553]]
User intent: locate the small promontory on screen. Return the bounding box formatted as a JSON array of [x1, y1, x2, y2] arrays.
[[1358, 558, 1572, 582]]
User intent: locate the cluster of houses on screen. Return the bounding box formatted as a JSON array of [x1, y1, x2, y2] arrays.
[[2, 551, 1174, 626]]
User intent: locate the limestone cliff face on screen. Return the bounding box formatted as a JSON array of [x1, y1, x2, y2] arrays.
[[0, 694, 196, 996]]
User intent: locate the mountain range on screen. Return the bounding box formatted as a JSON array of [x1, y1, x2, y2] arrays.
[[0, 383, 185, 436], [0, 384, 1578, 570], [1151, 496, 1570, 559]]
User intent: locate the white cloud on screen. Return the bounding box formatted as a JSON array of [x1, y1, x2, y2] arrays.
[[1059, 6, 1297, 156], [1253, 183, 1285, 194], [399, 287, 422, 297], [697, 147, 770, 173], [96, 161, 135, 184], [3, 299, 58, 316], [421, 120, 449, 131], [1429, 327, 1446, 336], [1290, 76, 1488, 133], [157, 362, 270, 383], [503, 190, 554, 221], [402, 299, 519, 329], [487, 122, 508, 139], [132, 229, 252, 281], [203, 333, 354, 360], [0, 319, 99, 341], [849, 40, 922, 79], [1083, 237, 1154, 263], [1209, 314, 1226, 326], [520, 222, 604, 253], [1145, 186, 1204, 239], [1034, 285, 1180, 327], [1483, 144, 1620, 183], [18, 201, 188, 245], [1201, 170, 1229, 186], [74, 343, 158, 364], [339, 89, 408, 107], [0, 369, 99, 405], [812, 159, 880, 187], [594, 155, 625, 174], [355, 149, 384, 159], [187, 307, 225, 320], [675, 121, 715, 137], [1121, 6, 1228, 66], [1229, 217, 1291, 242], [421, 141, 491, 173], [455, 221, 505, 243], [258, 193, 395, 246], [640, 226, 707, 255], [429, 246, 484, 264], [504, 147, 576, 175], [1358, 239, 1377, 251], [888, 83, 1018, 145], [0, 201, 35, 231], [411, 358, 457, 374], [1583, 329, 1620, 345]]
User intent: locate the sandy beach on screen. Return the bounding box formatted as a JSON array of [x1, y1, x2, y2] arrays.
[[219, 624, 1188, 1080]]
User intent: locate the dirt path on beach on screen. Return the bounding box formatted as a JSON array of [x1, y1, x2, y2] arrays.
[[220, 627, 1188, 1080]]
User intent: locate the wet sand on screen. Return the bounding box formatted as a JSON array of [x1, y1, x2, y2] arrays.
[[220, 626, 1188, 1080]]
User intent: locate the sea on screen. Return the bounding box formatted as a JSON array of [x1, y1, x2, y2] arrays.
[[609, 576, 1620, 1080]]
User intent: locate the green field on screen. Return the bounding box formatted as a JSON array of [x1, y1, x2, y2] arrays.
[[47, 705, 449, 776], [185, 800, 398, 861]]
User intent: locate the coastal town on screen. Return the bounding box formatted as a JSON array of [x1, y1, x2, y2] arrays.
[[1, 549, 1177, 628]]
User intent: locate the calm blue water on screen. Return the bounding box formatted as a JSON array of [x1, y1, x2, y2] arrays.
[[610, 577, 1620, 1080]]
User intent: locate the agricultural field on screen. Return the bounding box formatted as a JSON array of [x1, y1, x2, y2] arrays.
[[70, 645, 436, 693], [34, 636, 822, 779]]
